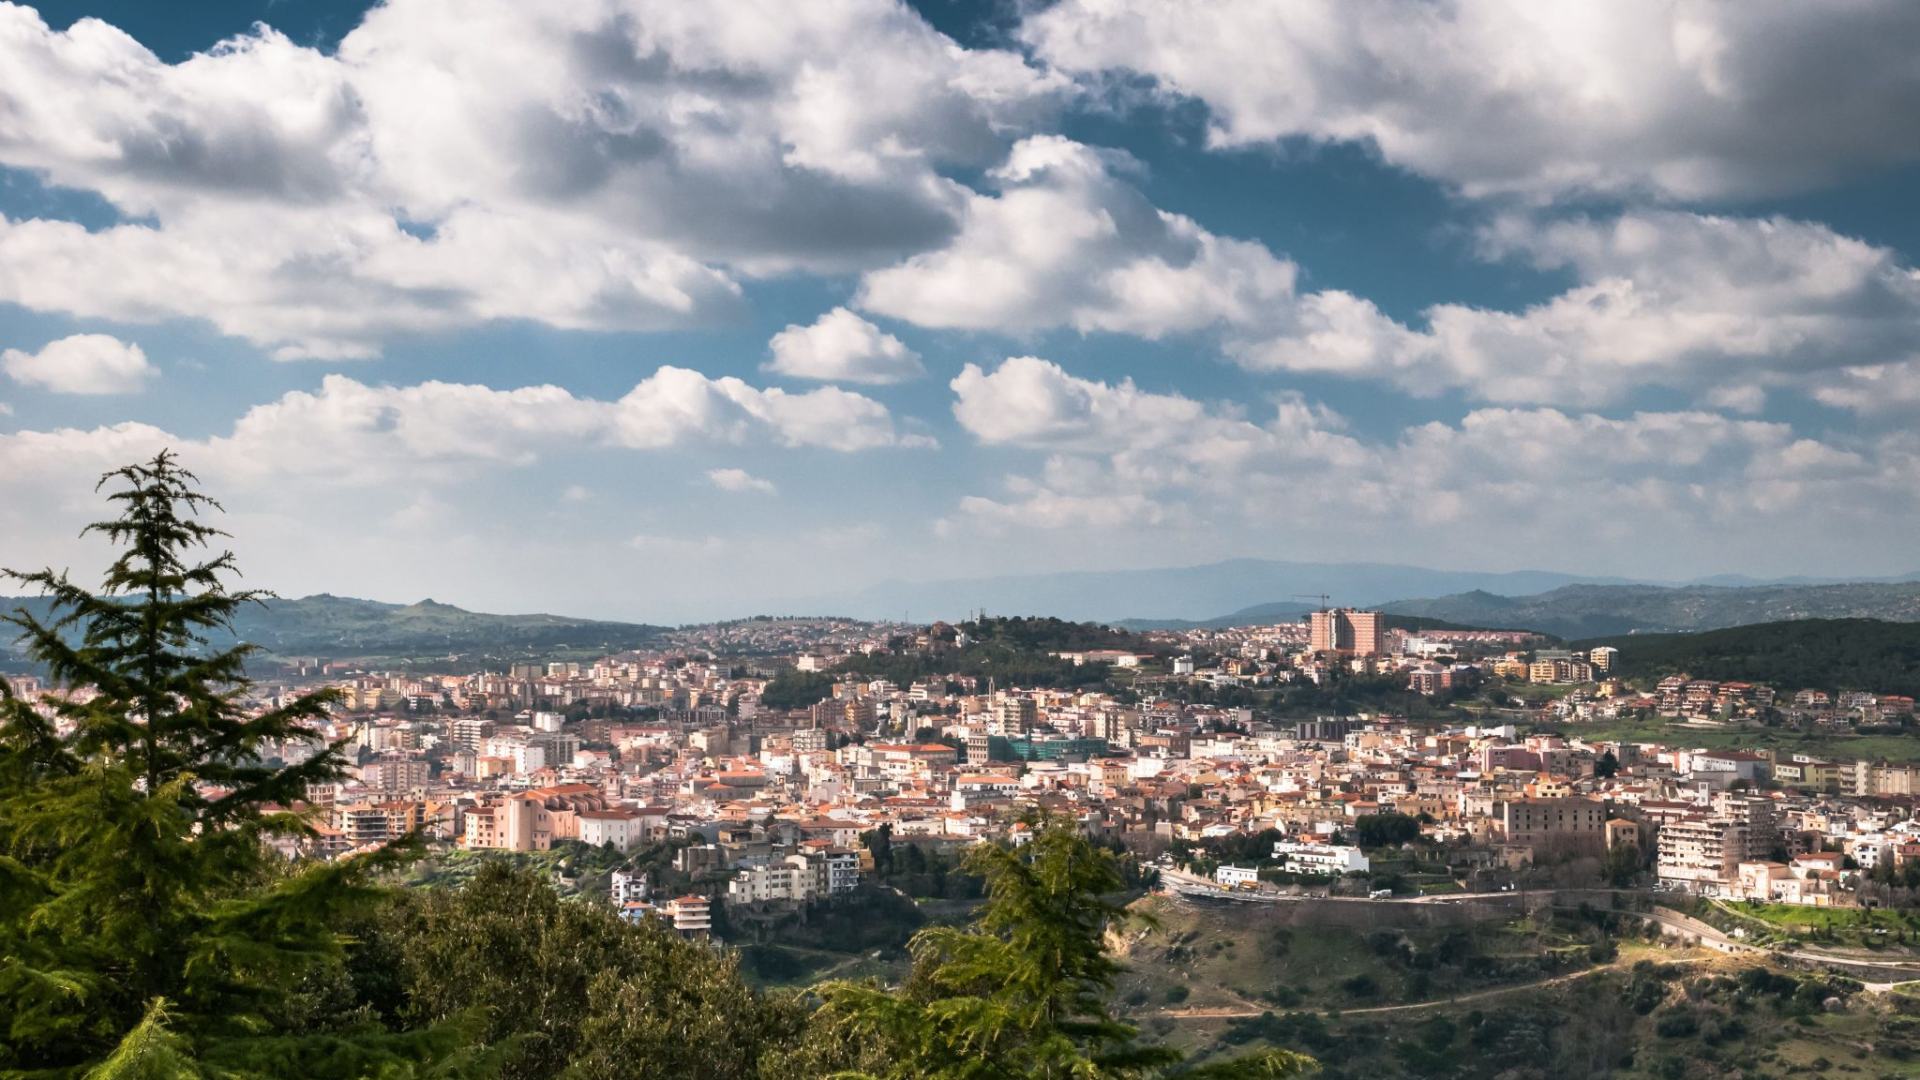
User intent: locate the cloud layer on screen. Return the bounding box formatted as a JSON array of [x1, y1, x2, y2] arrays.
[[0, 0, 1060, 357], [0, 366, 925, 492], [944, 356, 1915, 574], [3, 0, 1919, 614], [1024, 0, 1920, 200]]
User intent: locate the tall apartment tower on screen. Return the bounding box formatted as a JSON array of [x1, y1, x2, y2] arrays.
[[1309, 608, 1384, 656]]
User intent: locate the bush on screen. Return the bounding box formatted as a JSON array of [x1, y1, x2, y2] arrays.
[[1655, 1008, 1701, 1039], [1341, 973, 1381, 1000], [1164, 984, 1191, 1004]]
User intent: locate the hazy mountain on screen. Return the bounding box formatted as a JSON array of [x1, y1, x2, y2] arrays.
[[1, 593, 667, 664], [1116, 603, 1505, 633], [1383, 583, 1920, 639], [1114, 601, 1315, 632], [807, 559, 1637, 624]]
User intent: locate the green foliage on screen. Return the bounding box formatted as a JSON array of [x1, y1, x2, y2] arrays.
[[957, 616, 1141, 653], [1352, 813, 1421, 850], [1603, 843, 1643, 888], [759, 669, 838, 710], [0, 453, 451, 1077], [1576, 617, 1920, 696], [806, 817, 1315, 1079], [833, 616, 1152, 690], [1260, 675, 1460, 720], [364, 861, 806, 1080]]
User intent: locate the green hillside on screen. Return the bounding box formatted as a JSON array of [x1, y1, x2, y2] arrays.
[[1, 592, 666, 666], [1574, 618, 1920, 696], [1386, 582, 1920, 638]]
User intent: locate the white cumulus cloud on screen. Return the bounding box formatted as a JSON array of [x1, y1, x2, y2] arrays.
[[2, 333, 155, 394], [859, 136, 1298, 337], [764, 307, 923, 385], [706, 467, 776, 494], [1233, 211, 1920, 408]]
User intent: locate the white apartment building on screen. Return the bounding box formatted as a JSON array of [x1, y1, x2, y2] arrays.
[[1656, 817, 1750, 894], [578, 808, 646, 852], [666, 895, 711, 937], [1274, 840, 1370, 876], [1215, 864, 1259, 887], [726, 848, 862, 906]]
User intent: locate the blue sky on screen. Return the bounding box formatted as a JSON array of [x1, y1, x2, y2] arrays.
[[2, 0, 1919, 622]]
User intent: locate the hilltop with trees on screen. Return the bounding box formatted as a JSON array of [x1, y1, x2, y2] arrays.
[[1574, 617, 1920, 697]]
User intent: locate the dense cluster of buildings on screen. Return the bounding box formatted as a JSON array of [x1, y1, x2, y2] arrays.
[[10, 611, 1920, 932]]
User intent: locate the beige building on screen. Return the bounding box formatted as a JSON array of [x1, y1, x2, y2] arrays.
[[359, 755, 430, 793], [462, 783, 605, 851], [333, 801, 425, 846], [1494, 798, 1606, 856], [1309, 609, 1383, 656]]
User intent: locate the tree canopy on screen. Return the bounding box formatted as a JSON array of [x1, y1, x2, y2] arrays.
[[0, 452, 459, 1077], [806, 817, 1316, 1079]]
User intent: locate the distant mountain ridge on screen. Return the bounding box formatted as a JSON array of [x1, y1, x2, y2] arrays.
[[791, 558, 1920, 626], [804, 558, 1642, 623], [1, 593, 667, 662], [1380, 583, 1920, 639]]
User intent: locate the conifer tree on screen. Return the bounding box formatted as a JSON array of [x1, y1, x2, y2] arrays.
[[803, 815, 1317, 1079], [0, 452, 462, 1077]]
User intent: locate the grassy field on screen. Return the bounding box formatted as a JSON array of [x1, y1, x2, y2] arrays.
[[1707, 898, 1920, 951], [1729, 902, 1917, 931]]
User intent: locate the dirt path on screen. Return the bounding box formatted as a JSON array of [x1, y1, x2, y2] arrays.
[[1152, 955, 1713, 1022]]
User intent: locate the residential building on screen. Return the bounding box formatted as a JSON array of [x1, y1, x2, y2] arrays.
[[1657, 817, 1751, 894], [1273, 840, 1370, 876], [1309, 609, 1384, 657]]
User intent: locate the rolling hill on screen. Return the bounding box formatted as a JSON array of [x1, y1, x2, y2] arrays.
[[1573, 617, 1920, 697], [0, 593, 667, 664], [1382, 582, 1920, 639]]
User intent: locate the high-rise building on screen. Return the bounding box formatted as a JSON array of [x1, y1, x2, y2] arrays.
[[1308, 609, 1384, 656], [989, 693, 1037, 735]]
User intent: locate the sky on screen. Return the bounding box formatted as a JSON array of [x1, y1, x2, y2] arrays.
[[2, 0, 1920, 623]]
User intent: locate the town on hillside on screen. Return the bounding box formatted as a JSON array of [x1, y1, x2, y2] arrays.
[[13, 607, 1919, 933]]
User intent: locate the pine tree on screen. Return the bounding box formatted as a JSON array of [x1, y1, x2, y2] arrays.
[[0, 452, 460, 1077], [803, 815, 1317, 1079]]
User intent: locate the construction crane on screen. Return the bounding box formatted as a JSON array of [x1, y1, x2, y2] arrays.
[[1293, 593, 1332, 611]]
